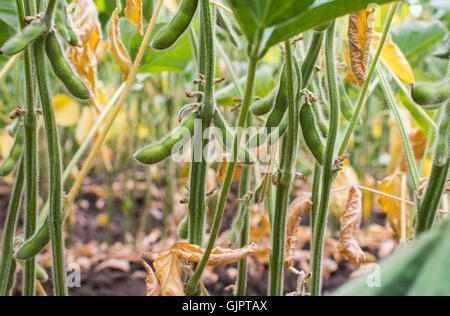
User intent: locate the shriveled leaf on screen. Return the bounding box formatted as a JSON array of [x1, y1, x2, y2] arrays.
[[363, 175, 376, 222], [94, 258, 130, 272], [109, 0, 131, 81], [347, 9, 375, 86], [217, 159, 242, 183], [53, 94, 80, 127], [141, 260, 161, 296], [378, 172, 410, 236], [373, 33, 414, 84], [331, 164, 359, 218], [125, 0, 143, 35], [172, 242, 259, 267], [338, 187, 366, 266], [0, 130, 14, 159], [285, 193, 313, 269], [153, 249, 185, 296], [72, 0, 99, 45], [399, 127, 426, 173]]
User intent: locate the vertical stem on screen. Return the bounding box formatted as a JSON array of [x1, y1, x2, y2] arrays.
[[311, 163, 322, 245], [311, 21, 339, 297], [16, 0, 38, 297], [0, 160, 25, 295], [269, 39, 298, 296]]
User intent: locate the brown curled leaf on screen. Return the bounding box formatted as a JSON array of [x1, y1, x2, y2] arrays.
[[125, 0, 143, 35], [347, 9, 375, 86], [141, 260, 161, 296], [153, 249, 185, 296], [337, 186, 366, 266], [108, 0, 132, 82], [172, 242, 259, 267], [284, 193, 313, 269], [72, 0, 99, 45]]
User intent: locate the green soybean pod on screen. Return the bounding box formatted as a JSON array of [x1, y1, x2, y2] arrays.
[[300, 103, 326, 165], [45, 31, 91, 100], [36, 264, 49, 282], [151, 0, 199, 50], [213, 110, 255, 164], [249, 88, 277, 116], [177, 216, 189, 239], [310, 100, 329, 138], [135, 113, 197, 165], [0, 19, 46, 56], [0, 128, 23, 177], [15, 221, 50, 260], [228, 197, 251, 245], [434, 101, 450, 166], [206, 190, 219, 227], [339, 79, 355, 121], [265, 64, 289, 129], [56, 0, 80, 47], [411, 80, 450, 109], [248, 112, 288, 149]]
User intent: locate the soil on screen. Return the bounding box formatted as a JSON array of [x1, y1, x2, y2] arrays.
[[0, 177, 373, 297]]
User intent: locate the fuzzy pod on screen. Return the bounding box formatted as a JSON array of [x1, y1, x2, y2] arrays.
[[36, 264, 49, 282], [339, 79, 355, 121], [300, 103, 326, 165], [0, 19, 46, 56], [213, 110, 255, 165], [0, 128, 23, 177], [434, 101, 450, 166], [135, 113, 198, 165], [55, 0, 80, 47], [411, 80, 450, 109], [151, 0, 199, 50], [265, 64, 289, 129], [250, 88, 277, 116], [310, 100, 329, 138], [45, 31, 91, 100], [14, 220, 50, 260], [177, 216, 189, 239]]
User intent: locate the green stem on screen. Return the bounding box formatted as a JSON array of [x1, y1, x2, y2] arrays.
[[376, 64, 420, 189], [16, 0, 38, 297], [311, 163, 322, 245], [0, 160, 24, 296], [269, 39, 298, 296], [338, 1, 399, 157], [185, 41, 261, 296], [188, 1, 215, 247], [302, 31, 324, 87], [33, 35, 67, 297], [311, 21, 339, 297]]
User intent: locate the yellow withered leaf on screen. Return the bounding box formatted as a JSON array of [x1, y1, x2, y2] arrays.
[[141, 260, 161, 296], [53, 94, 80, 127], [109, 0, 132, 81], [125, 0, 143, 35], [172, 242, 259, 267], [347, 9, 375, 86], [378, 172, 410, 236], [399, 127, 426, 172], [338, 186, 366, 266], [373, 33, 415, 84], [331, 164, 359, 218], [75, 107, 96, 145], [217, 159, 242, 183], [72, 0, 99, 45], [363, 174, 376, 222], [153, 249, 185, 296], [0, 130, 14, 159], [285, 193, 313, 269]]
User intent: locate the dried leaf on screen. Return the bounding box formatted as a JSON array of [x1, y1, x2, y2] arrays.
[[337, 186, 366, 266], [0, 130, 14, 159], [373, 33, 415, 84], [347, 9, 375, 86], [53, 94, 80, 127], [125, 0, 143, 35], [399, 127, 426, 172], [153, 249, 185, 296], [285, 194, 313, 269], [141, 260, 161, 296], [109, 0, 132, 81], [363, 174, 375, 222], [378, 172, 410, 236], [94, 259, 130, 272], [331, 164, 359, 217], [217, 158, 242, 183], [72, 0, 99, 45], [172, 242, 259, 267]]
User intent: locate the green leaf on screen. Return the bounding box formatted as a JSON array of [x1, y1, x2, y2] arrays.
[[0, 2, 18, 46], [226, 0, 395, 57], [391, 21, 447, 59], [135, 23, 193, 74]]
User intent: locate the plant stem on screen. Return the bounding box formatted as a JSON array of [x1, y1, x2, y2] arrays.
[[311, 163, 322, 244], [16, 0, 38, 297], [268, 39, 298, 296], [185, 40, 261, 296], [188, 1, 216, 246], [0, 160, 24, 296], [338, 1, 399, 157], [311, 21, 339, 297]]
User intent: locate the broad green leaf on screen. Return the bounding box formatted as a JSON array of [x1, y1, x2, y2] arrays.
[[0, 2, 18, 46], [134, 23, 193, 74], [391, 21, 447, 58]]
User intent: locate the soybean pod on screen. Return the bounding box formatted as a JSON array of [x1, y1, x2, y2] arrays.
[[250, 88, 277, 116], [339, 78, 355, 121], [228, 194, 252, 245], [213, 110, 255, 164], [55, 0, 79, 46], [177, 216, 189, 239], [151, 0, 199, 50], [134, 113, 198, 165], [265, 64, 289, 129], [45, 30, 91, 100], [300, 103, 326, 165], [411, 80, 450, 109], [0, 128, 24, 177], [310, 100, 329, 138], [0, 18, 46, 56]]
